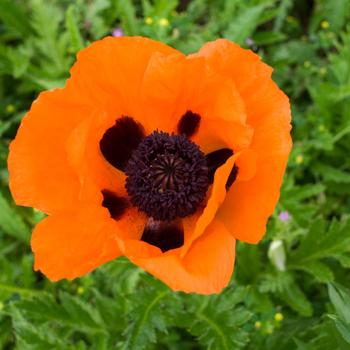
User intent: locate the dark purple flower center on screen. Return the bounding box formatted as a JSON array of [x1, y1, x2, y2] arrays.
[[125, 131, 209, 221]]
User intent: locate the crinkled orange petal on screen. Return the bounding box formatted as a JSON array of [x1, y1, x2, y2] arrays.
[[141, 53, 205, 133], [141, 52, 253, 152], [68, 36, 179, 124], [32, 205, 121, 281], [197, 39, 292, 243], [8, 89, 88, 214], [125, 219, 235, 294]]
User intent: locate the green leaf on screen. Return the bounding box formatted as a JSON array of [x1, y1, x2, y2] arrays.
[[116, 0, 137, 36], [121, 284, 176, 350], [183, 287, 252, 350], [291, 261, 334, 283], [328, 283, 350, 324], [334, 317, 350, 344], [334, 254, 350, 268], [0, 0, 33, 37], [16, 292, 105, 333], [12, 308, 65, 350], [324, 0, 350, 31], [65, 5, 84, 53], [328, 284, 350, 344], [314, 164, 350, 183], [290, 218, 350, 265], [279, 279, 313, 317], [0, 191, 30, 242], [253, 31, 287, 45], [223, 4, 268, 44]]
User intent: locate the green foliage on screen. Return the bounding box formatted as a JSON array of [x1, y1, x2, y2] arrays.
[[328, 283, 350, 344], [1, 0, 350, 349]]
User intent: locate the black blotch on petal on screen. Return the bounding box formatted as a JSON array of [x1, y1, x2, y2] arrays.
[[100, 116, 145, 171], [226, 165, 239, 190], [177, 111, 201, 137], [141, 218, 184, 253], [102, 190, 129, 220], [205, 148, 233, 183]]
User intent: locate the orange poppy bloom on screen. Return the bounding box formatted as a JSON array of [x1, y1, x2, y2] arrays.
[[8, 37, 291, 294]]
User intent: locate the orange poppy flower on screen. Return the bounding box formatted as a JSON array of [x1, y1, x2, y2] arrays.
[[8, 37, 292, 294]]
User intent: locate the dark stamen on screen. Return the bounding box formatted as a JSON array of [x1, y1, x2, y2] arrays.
[[142, 218, 184, 252], [125, 131, 209, 221], [177, 111, 201, 138], [100, 116, 145, 171], [102, 190, 129, 220]]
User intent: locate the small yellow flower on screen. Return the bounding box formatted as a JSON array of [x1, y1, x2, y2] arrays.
[[318, 124, 325, 132], [319, 67, 327, 76], [144, 17, 153, 25], [321, 20, 330, 29], [274, 312, 283, 322], [77, 286, 85, 295], [303, 61, 311, 68], [266, 326, 274, 334], [158, 18, 169, 27], [296, 155, 303, 164], [6, 104, 15, 113], [255, 321, 262, 329]]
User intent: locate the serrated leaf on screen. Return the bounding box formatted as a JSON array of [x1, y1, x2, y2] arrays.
[[0, 0, 33, 37], [279, 280, 313, 317], [16, 293, 105, 333], [120, 284, 179, 350], [11, 308, 65, 349], [184, 288, 251, 350], [334, 317, 350, 344], [60, 292, 105, 331], [290, 218, 350, 264], [314, 164, 350, 183], [65, 5, 84, 53], [291, 261, 334, 283], [328, 283, 350, 324]]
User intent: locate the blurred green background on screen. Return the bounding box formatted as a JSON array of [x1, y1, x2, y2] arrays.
[[1, 0, 350, 349]]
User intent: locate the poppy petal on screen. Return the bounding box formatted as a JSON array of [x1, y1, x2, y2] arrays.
[[68, 36, 179, 118], [181, 153, 239, 256], [198, 39, 292, 243], [66, 114, 128, 204], [125, 219, 235, 294], [32, 206, 121, 281], [141, 52, 253, 152], [8, 89, 87, 214]]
